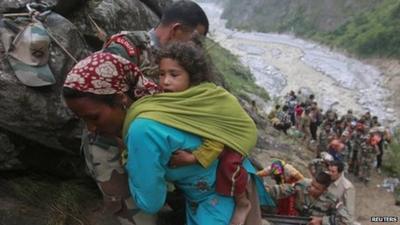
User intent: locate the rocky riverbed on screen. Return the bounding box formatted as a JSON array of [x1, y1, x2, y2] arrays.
[[200, 2, 398, 126]]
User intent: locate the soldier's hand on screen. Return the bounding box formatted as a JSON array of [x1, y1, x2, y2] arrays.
[[308, 216, 323, 225], [256, 168, 269, 177], [169, 150, 198, 168]]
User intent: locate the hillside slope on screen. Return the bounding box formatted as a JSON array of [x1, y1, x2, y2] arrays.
[[222, 0, 380, 33], [221, 0, 400, 58]]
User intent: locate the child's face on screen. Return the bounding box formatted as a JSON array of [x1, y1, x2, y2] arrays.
[[159, 58, 190, 92]]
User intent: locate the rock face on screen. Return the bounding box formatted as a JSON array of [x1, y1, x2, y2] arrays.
[[0, 131, 19, 170], [67, 0, 160, 45], [0, 0, 170, 171], [0, 12, 88, 155], [0, 0, 85, 14], [139, 0, 172, 18]]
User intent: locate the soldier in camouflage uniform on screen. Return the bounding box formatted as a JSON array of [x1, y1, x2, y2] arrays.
[[80, 1, 210, 225], [267, 172, 351, 225], [357, 132, 376, 183], [349, 123, 363, 175], [340, 126, 353, 167], [318, 123, 333, 157]]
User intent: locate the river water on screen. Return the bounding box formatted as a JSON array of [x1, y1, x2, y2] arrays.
[[199, 2, 396, 125]]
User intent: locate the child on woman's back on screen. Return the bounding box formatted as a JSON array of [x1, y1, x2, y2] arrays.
[[157, 41, 254, 225]]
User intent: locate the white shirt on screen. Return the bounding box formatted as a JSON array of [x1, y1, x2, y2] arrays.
[[328, 173, 356, 222]]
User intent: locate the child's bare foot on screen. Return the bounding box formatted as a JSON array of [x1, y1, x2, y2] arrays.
[[230, 193, 251, 225]]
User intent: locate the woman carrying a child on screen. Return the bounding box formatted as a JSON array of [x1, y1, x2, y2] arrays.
[[63, 42, 273, 225]]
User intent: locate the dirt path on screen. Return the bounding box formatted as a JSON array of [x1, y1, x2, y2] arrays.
[[352, 171, 400, 225]]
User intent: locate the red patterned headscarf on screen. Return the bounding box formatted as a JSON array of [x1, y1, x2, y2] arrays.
[[64, 52, 160, 97]]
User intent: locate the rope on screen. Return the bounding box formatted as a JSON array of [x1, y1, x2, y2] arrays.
[[2, 13, 31, 17], [88, 15, 107, 42], [46, 30, 78, 63]]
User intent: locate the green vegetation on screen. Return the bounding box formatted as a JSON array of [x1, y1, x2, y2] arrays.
[[383, 127, 400, 176], [383, 128, 400, 176], [205, 39, 269, 102], [222, 0, 400, 58], [383, 143, 400, 207], [315, 0, 400, 58], [276, 9, 317, 36], [384, 143, 400, 176]]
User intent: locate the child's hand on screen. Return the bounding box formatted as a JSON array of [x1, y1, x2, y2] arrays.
[[169, 150, 198, 168]]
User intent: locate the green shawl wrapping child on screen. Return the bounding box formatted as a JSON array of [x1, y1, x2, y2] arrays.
[[123, 82, 257, 156]]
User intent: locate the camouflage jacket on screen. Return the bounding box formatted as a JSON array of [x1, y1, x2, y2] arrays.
[[103, 30, 159, 79], [103, 30, 162, 99], [267, 180, 351, 225], [354, 133, 374, 154], [351, 133, 363, 151], [318, 131, 330, 151], [360, 135, 376, 157]]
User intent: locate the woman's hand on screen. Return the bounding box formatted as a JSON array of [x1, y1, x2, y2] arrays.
[[169, 150, 198, 168]]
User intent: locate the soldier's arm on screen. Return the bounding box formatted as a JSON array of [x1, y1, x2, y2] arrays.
[[321, 202, 352, 225], [266, 183, 296, 201]]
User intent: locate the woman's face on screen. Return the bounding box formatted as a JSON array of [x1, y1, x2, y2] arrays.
[[66, 97, 126, 137], [159, 58, 190, 92]]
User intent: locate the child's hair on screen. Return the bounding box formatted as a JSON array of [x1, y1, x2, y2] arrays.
[[156, 41, 213, 85]]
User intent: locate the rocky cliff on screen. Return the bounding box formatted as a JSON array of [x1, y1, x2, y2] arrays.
[[0, 0, 170, 174]]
